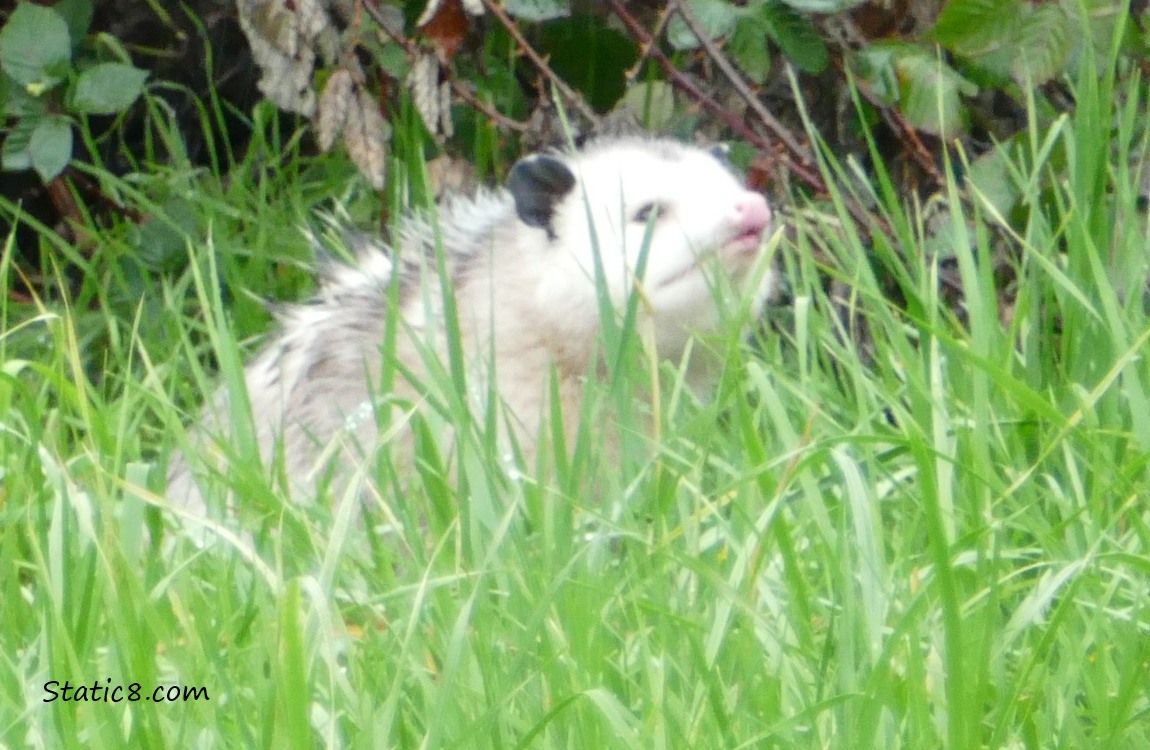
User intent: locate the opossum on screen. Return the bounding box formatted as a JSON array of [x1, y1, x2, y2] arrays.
[[167, 137, 775, 515]]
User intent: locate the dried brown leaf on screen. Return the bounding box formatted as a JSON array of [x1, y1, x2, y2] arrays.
[[416, 0, 447, 28], [235, 0, 340, 117], [416, 0, 484, 28], [408, 52, 451, 138], [316, 69, 354, 151], [438, 78, 453, 138], [342, 87, 387, 190], [418, 0, 470, 59]]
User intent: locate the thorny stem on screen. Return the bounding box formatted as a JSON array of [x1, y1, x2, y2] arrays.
[[671, 0, 811, 167], [834, 18, 943, 188], [835, 57, 943, 188], [632, 3, 676, 73], [608, 0, 830, 195], [608, 0, 773, 152], [361, 0, 530, 132], [477, 0, 600, 125]]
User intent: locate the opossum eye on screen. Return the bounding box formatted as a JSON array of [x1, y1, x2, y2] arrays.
[[631, 202, 664, 224]]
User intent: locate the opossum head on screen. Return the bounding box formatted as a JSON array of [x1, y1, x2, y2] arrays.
[[509, 138, 773, 358]]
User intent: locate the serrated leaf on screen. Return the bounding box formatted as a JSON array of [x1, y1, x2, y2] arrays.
[[897, 48, 977, 138], [666, 0, 741, 50], [761, 1, 828, 74], [931, 0, 1020, 58], [70, 63, 148, 114], [778, 0, 867, 12], [502, 0, 571, 22], [1011, 3, 1072, 84], [857, 42, 977, 138], [729, 17, 771, 84], [0, 3, 72, 88], [929, 0, 1020, 84], [29, 116, 73, 181]]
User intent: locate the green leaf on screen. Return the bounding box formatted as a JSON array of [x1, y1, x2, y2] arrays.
[[967, 139, 1021, 217], [666, 0, 741, 50], [932, 0, 1019, 54], [1011, 3, 1072, 84], [899, 49, 978, 138], [134, 197, 201, 271], [930, 0, 1020, 81], [53, 0, 94, 47], [852, 42, 901, 102], [0, 3, 72, 88], [503, 0, 570, 22], [932, 0, 1078, 85], [29, 115, 73, 181], [729, 17, 771, 84], [856, 42, 978, 138], [537, 16, 637, 112], [761, 1, 828, 74], [622, 81, 675, 130], [375, 42, 410, 81], [70, 62, 149, 114], [1, 117, 36, 171], [1, 72, 47, 117]]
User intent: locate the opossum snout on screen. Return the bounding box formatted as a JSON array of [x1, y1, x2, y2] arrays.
[[731, 192, 771, 239]]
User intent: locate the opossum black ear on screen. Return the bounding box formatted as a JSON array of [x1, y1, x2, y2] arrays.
[[508, 154, 576, 237]]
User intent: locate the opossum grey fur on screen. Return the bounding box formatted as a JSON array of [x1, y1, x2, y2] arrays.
[[167, 137, 775, 515]]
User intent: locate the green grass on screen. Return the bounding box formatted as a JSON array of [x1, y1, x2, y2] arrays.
[[3, 55, 1150, 750]]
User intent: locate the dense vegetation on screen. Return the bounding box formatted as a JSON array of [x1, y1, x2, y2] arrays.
[[2, 1, 1149, 748]]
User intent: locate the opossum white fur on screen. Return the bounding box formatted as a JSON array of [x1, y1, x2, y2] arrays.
[[167, 138, 775, 515]]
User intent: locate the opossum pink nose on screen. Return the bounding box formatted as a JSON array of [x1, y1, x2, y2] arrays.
[[732, 192, 771, 236]]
